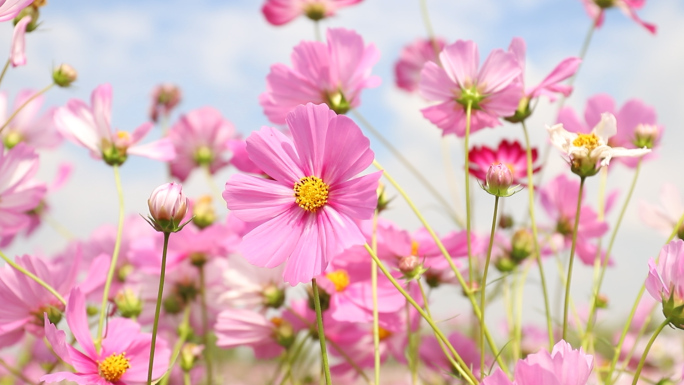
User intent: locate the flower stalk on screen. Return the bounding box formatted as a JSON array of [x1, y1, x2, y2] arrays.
[[562, 176, 586, 340]]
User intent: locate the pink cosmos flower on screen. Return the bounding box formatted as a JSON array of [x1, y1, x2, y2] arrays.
[[640, 183, 684, 239], [468, 139, 540, 184], [420, 331, 489, 378], [262, 0, 362, 26], [10, 15, 30, 67], [55, 84, 175, 166], [149, 83, 181, 123], [647, 240, 684, 307], [419, 39, 522, 137], [394, 37, 446, 93], [214, 308, 287, 359], [483, 340, 593, 385], [558, 94, 662, 168], [168, 107, 237, 181], [0, 90, 61, 149], [580, 0, 656, 34], [42, 288, 170, 385], [259, 28, 380, 124], [220, 256, 286, 310], [0, 0, 31, 22], [224, 103, 381, 285]]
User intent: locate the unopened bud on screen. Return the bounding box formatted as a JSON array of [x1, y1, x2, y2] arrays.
[[307, 286, 330, 312], [678, 223, 684, 241], [398, 256, 428, 281], [192, 195, 216, 229], [189, 252, 208, 267], [498, 214, 514, 229], [45, 306, 63, 325], [145, 182, 190, 233], [633, 124, 658, 149], [263, 284, 286, 309], [86, 305, 99, 317], [483, 163, 520, 197], [376, 182, 392, 213], [150, 84, 182, 122], [511, 229, 534, 262], [52, 64, 78, 87], [425, 271, 441, 288], [114, 289, 143, 319], [596, 294, 609, 309], [117, 263, 134, 282], [593, 0, 615, 9], [163, 295, 183, 315], [495, 255, 516, 273], [504, 96, 532, 123], [180, 343, 203, 372], [271, 317, 295, 348]]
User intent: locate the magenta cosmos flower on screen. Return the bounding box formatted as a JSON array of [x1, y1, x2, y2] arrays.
[[394, 37, 446, 93], [259, 28, 380, 124], [262, 0, 362, 26], [580, 0, 656, 34], [55, 84, 175, 166], [419, 39, 522, 137], [223, 103, 381, 285], [483, 340, 593, 385], [0, 89, 61, 150], [468, 139, 539, 185], [42, 288, 170, 385]]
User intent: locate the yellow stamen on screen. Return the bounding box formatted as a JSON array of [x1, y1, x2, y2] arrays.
[[294, 176, 329, 212], [572, 133, 600, 151], [410, 240, 420, 257], [116, 131, 131, 141], [326, 270, 350, 292], [378, 327, 392, 341], [98, 352, 130, 382]]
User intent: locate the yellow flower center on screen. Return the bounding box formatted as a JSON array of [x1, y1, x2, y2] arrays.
[[98, 352, 130, 383], [270, 317, 284, 327], [410, 240, 420, 257], [378, 327, 392, 341], [326, 270, 350, 292], [294, 176, 329, 212], [572, 133, 600, 152], [116, 131, 131, 141]]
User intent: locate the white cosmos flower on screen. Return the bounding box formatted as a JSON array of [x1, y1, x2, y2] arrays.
[[547, 112, 651, 176]]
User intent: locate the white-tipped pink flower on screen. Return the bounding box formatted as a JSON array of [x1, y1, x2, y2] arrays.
[[9, 15, 30, 67], [146, 182, 189, 233], [55, 84, 175, 166], [261, 0, 362, 26], [646, 240, 684, 327]]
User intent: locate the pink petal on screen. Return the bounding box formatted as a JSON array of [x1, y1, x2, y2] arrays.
[[321, 115, 374, 185], [261, 0, 302, 26], [240, 209, 305, 271], [127, 138, 176, 161], [287, 103, 336, 177], [477, 49, 521, 94], [246, 126, 304, 186], [223, 173, 295, 222], [328, 171, 382, 220], [10, 15, 30, 67], [584, 94, 615, 129], [419, 61, 457, 101], [90, 84, 113, 142], [527, 57, 581, 100], [440, 40, 479, 89], [557, 106, 589, 134], [65, 288, 97, 359]]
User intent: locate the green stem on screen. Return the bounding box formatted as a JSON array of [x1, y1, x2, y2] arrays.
[[96, 164, 125, 351], [353, 110, 464, 227], [371, 159, 510, 375], [562, 176, 586, 341], [364, 244, 478, 385], [418, 0, 441, 59], [371, 212, 380, 385], [0, 83, 54, 135], [616, 303, 656, 381], [464, 100, 474, 284], [0, 356, 37, 385], [199, 265, 213, 385], [479, 196, 499, 380], [521, 122, 554, 350], [313, 20, 321, 42], [312, 278, 332, 385], [158, 306, 192, 385], [0, 59, 11, 89], [406, 296, 419, 385], [183, 371, 191, 385], [147, 232, 171, 385], [632, 318, 670, 385], [0, 250, 65, 306]]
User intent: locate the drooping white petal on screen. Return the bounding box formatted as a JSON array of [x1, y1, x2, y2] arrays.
[[546, 124, 575, 153], [593, 112, 617, 143]]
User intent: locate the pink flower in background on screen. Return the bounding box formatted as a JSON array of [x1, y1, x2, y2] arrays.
[[640, 183, 684, 239], [647, 240, 684, 305], [168, 107, 237, 181], [55, 84, 175, 166], [262, 0, 362, 26], [0, 0, 31, 22], [214, 308, 287, 359], [420, 331, 489, 378], [468, 140, 539, 184], [580, 0, 656, 34], [419, 39, 522, 137], [42, 288, 170, 385], [394, 37, 446, 92], [259, 28, 380, 124], [220, 256, 286, 310], [10, 15, 30, 67], [224, 103, 381, 285], [0, 90, 61, 150], [483, 340, 593, 385], [149, 83, 181, 123]]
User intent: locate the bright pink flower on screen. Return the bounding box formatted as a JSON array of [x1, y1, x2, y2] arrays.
[[640, 183, 684, 239], [419, 39, 522, 137], [227, 138, 263, 175], [580, 0, 656, 34], [168, 107, 237, 181], [468, 139, 539, 184], [259, 28, 380, 124], [261, 0, 362, 26], [55, 84, 175, 166], [214, 308, 287, 359], [484, 340, 593, 385], [42, 288, 170, 385], [10, 15, 30, 67], [0, 0, 31, 22], [394, 37, 446, 92], [149, 83, 181, 123], [0, 90, 61, 150], [224, 103, 381, 285], [558, 94, 662, 168]]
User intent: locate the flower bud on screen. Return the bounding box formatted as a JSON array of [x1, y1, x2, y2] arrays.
[[45, 305, 63, 325], [511, 229, 534, 262], [633, 124, 659, 149], [661, 292, 684, 330], [146, 182, 190, 233], [192, 195, 216, 229], [398, 256, 428, 281], [495, 255, 516, 273], [498, 214, 514, 229], [150, 84, 182, 122], [114, 289, 143, 319], [482, 163, 520, 197], [262, 284, 286, 309], [271, 317, 295, 348], [595, 294, 609, 309], [52, 64, 78, 88], [180, 344, 203, 372], [376, 182, 392, 213]]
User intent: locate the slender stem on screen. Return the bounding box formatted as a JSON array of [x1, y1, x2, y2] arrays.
[[0, 83, 54, 135], [0, 357, 38, 385], [96, 164, 125, 350], [364, 244, 478, 385], [202, 164, 223, 203], [418, 0, 441, 59], [352, 110, 464, 227], [0, 58, 11, 88], [562, 176, 586, 340], [442, 138, 464, 223], [503, 274, 516, 360], [147, 232, 171, 385], [158, 306, 192, 385], [0, 250, 65, 305], [464, 101, 474, 284], [183, 371, 191, 385], [371, 211, 381, 385], [371, 159, 509, 374], [616, 303, 656, 381], [199, 265, 213, 385], [479, 196, 499, 380], [311, 278, 332, 385], [521, 122, 554, 349], [585, 159, 642, 343], [632, 318, 670, 385], [43, 213, 77, 240], [313, 20, 321, 42], [406, 297, 418, 385]]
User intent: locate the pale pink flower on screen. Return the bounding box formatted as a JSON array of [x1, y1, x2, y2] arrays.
[[262, 0, 362, 26], [220, 256, 286, 310], [42, 288, 170, 385], [640, 183, 684, 239], [0, 0, 31, 22], [419, 39, 522, 137], [468, 139, 539, 185], [394, 37, 446, 92], [580, 0, 656, 34], [259, 28, 380, 124], [55, 84, 175, 166], [647, 240, 684, 309], [420, 331, 489, 378], [10, 15, 30, 67], [168, 107, 237, 181], [483, 340, 594, 385], [214, 308, 287, 359], [224, 103, 381, 285], [149, 83, 181, 123], [146, 182, 188, 233], [0, 90, 61, 150]]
